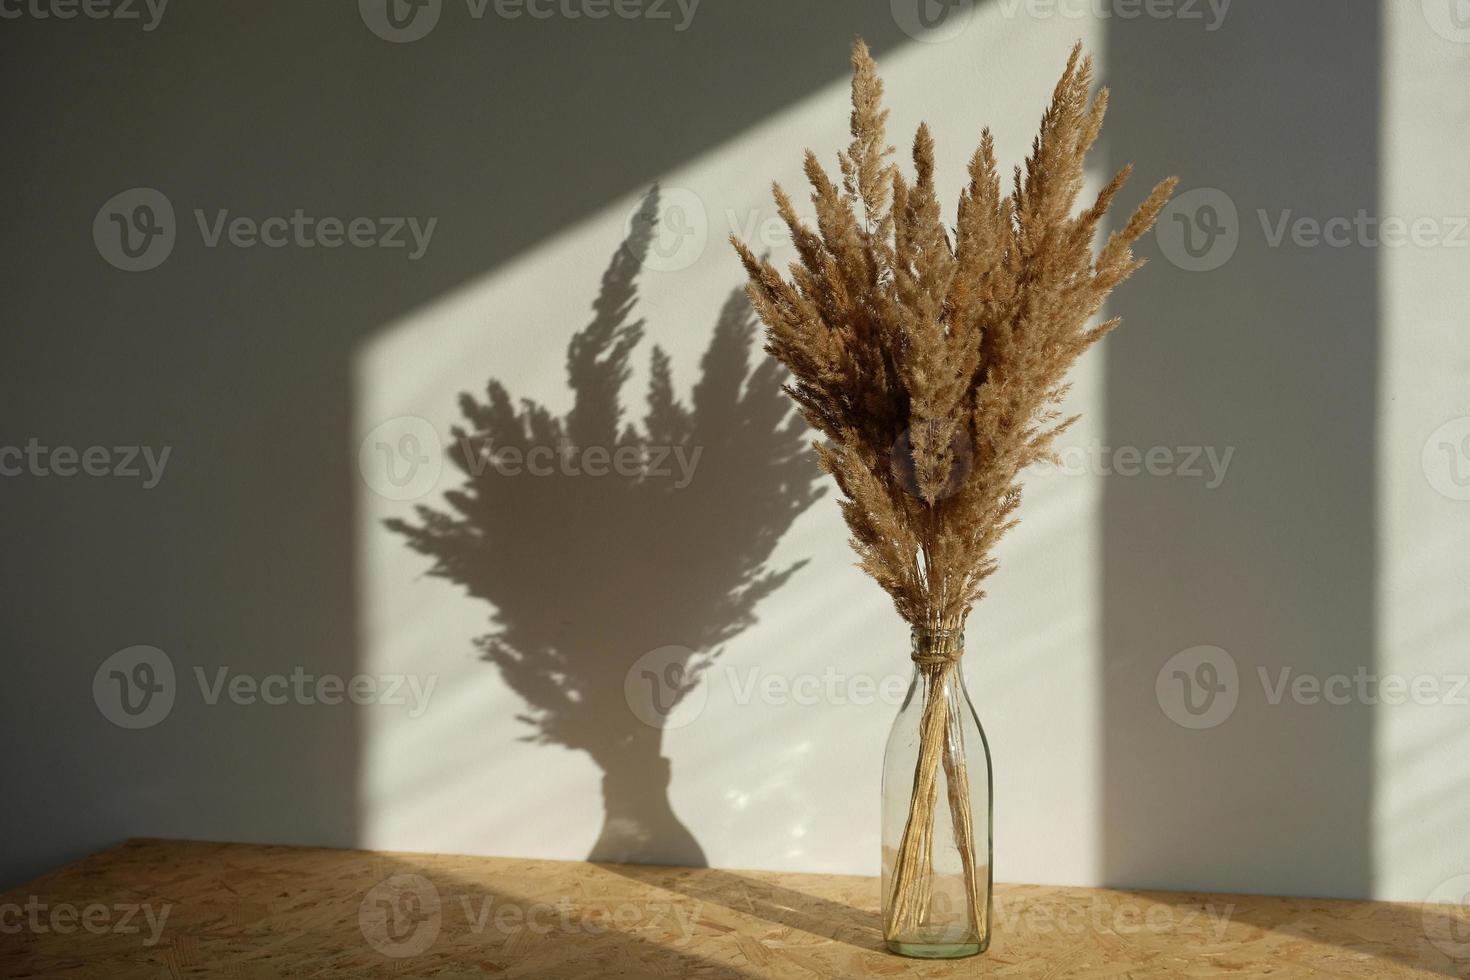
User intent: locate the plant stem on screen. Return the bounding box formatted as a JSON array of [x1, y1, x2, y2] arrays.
[[941, 701, 983, 938], [884, 657, 982, 943]]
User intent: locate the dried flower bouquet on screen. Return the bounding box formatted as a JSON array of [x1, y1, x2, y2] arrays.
[[732, 40, 1175, 950]]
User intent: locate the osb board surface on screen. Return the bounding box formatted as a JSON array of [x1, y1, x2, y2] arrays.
[[1, 839, 1466, 979]]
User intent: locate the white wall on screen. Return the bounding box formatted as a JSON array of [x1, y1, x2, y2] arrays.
[[356, 2, 1470, 904], [4, 0, 1466, 908], [1376, 0, 1470, 905], [356, 15, 1110, 885]]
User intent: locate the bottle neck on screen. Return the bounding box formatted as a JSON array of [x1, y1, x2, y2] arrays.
[[910, 626, 965, 672]]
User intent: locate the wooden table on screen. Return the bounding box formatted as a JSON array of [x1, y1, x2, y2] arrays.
[[1, 839, 1466, 978]]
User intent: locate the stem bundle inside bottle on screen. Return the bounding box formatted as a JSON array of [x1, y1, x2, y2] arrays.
[[884, 632, 986, 949]]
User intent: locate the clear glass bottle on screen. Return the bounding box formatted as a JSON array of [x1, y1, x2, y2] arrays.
[[881, 627, 992, 958]]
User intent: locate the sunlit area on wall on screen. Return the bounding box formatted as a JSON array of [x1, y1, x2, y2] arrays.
[[353, 15, 1109, 884]]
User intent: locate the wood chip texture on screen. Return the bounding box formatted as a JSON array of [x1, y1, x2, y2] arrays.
[[0, 839, 1465, 979]]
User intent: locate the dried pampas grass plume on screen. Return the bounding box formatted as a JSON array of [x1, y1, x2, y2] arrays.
[[731, 38, 1176, 945], [733, 38, 1174, 635]]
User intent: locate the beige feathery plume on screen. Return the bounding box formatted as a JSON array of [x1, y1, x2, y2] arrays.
[[734, 39, 1173, 632], [732, 38, 1176, 946]]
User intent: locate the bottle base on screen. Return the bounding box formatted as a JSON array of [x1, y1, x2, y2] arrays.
[[885, 939, 987, 959]]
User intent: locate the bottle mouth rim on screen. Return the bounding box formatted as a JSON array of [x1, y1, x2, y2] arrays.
[[910, 626, 965, 640], [909, 626, 965, 666]]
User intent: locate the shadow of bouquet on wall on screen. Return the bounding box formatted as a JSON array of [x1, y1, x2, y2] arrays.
[[388, 187, 824, 867]]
